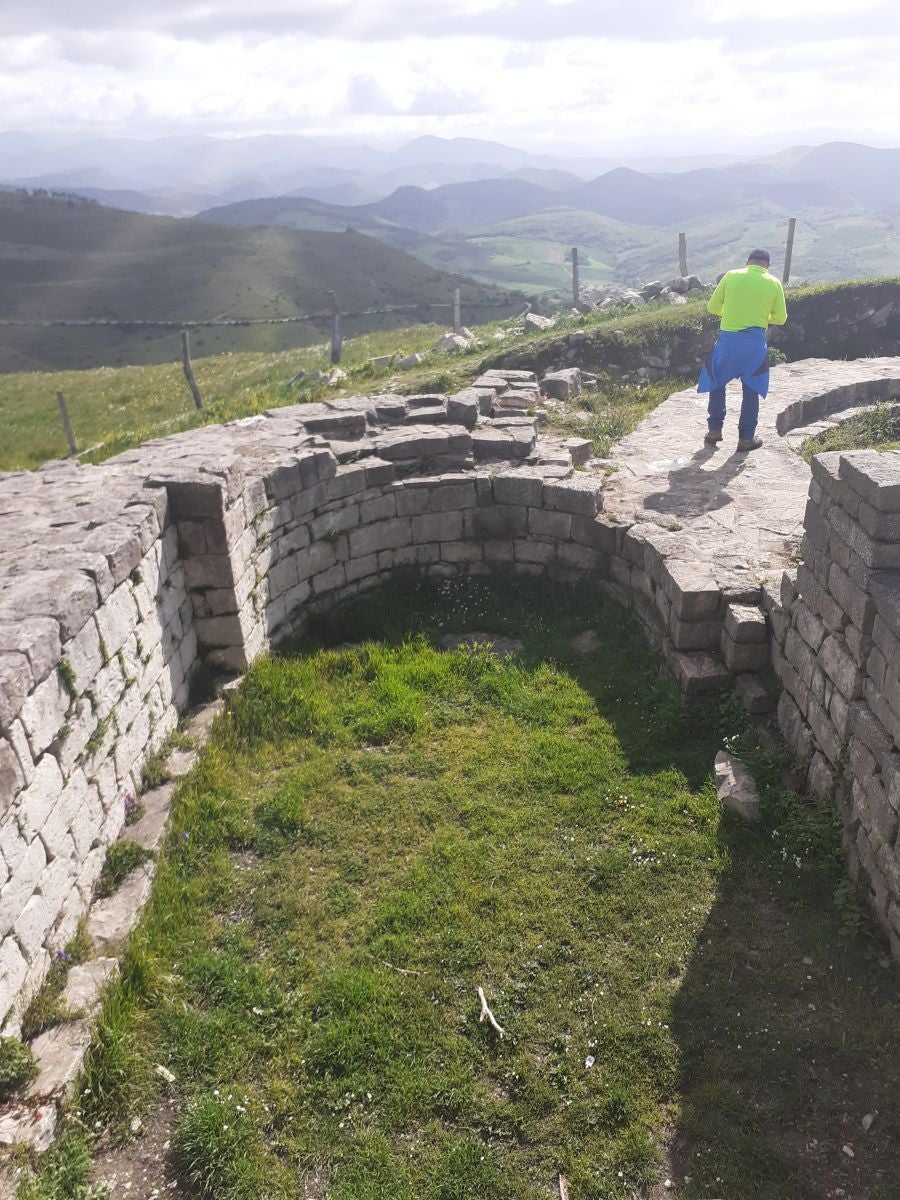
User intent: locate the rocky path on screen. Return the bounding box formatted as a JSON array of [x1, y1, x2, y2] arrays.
[[603, 357, 900, 588]]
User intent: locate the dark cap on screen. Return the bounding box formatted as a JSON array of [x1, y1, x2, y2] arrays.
[[747, 248, 770, 265]]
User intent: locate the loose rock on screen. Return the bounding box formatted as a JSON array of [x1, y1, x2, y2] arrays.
[[714, 751, 761, 822]]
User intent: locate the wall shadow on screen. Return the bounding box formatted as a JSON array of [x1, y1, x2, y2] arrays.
[[662, 816, 900, 1200]]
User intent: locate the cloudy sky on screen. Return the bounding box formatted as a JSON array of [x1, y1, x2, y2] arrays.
[[1, 0, 899, 153]]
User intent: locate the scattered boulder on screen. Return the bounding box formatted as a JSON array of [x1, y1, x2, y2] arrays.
[[563, 437, 593, 465], [434, 332, 472, 353], [398, 352, 423, 369], [714, 751, 761, 823], [581, 283, 645, 309], [665, 276, 692, 295], [524, 312, 556, 332], [370, 355, 395, 369], [640, 280, 665, 300], [586, 275, 710, 306]]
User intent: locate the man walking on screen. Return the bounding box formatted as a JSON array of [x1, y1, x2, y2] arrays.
[[697, 249, 787, 452]]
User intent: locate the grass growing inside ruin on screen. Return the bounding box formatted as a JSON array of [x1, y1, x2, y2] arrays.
[[545, 376, 692, 459], [802, 401, 900, 461], [31, 576, 898, 1200]]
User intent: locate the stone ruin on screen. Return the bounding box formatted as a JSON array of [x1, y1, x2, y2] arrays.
[[3, 356, 900, 1146], [578, 274, 708, 312]]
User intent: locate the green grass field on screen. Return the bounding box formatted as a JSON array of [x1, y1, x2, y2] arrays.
[[0, 302, 696, 472], [0, 324, 448, 470], [18, 576, 900, 1200], [0, 193, 520, 373]]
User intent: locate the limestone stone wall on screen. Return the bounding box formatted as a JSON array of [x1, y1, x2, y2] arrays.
[[2, 372, 764, 1024], [0, 470, 195, 1029], [7, 369, 900, 1028], [769, 450, 900, 958]]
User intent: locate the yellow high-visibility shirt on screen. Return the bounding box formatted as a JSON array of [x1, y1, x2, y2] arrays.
[[707, 264, 788, 331]]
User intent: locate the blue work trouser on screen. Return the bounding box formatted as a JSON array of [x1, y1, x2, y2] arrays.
[[707, 382, 760, 439]]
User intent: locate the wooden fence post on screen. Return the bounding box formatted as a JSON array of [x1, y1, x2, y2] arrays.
[[180, 330, 203, 410], [56, 391, 77, 456], [571, 247, 580, 307], [678, 232, 688, 278], [783, 217, 797, 285], [328, 292, 343, 365], [451, 275, 462, 334]]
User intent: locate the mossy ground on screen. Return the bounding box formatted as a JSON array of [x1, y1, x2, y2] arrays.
[[18, 575, 900, 1200]]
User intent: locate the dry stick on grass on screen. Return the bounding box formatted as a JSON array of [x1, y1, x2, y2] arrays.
[[477, 986, 505, 1038], [559, 1175, 570, 1200], [367, 954, 422, 977]]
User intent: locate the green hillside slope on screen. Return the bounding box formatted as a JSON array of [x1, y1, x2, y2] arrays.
[[442, 203, 900, 291], [0, 194, 521, 372], [196, 162, 900, 294]]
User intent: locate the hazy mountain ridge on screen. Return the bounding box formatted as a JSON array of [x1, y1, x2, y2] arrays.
[[4, 136, 900, 368], [0, 131, 760, 213], [191, 142, 899, 289]]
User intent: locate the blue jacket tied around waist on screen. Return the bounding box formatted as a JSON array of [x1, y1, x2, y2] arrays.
[[697, 327, 770, 399]]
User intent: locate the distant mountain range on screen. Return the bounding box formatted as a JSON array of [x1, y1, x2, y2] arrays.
[[0, 131, 756, 215], [4, 135, 900, 370], [186, 142, 900, 290]]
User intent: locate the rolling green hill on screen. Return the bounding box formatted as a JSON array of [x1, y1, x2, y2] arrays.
[[400, 204, 900, 293], [197, 150, 900, 295], [0, 193, 522, 373]]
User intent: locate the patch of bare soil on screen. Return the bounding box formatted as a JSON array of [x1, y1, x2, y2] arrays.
[[90, 1100, 186, 1199]]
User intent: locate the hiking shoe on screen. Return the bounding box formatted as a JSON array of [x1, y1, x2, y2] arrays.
[[704, 427, 723, 446], [736, 435, 763, 452]]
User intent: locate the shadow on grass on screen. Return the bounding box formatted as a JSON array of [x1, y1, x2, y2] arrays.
[[298, 572, 900, 1200], [665, 819, 900, 1200]]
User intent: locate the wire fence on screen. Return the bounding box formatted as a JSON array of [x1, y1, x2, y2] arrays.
[[0, 302, 488, 329], [37, 284, 527, 461]]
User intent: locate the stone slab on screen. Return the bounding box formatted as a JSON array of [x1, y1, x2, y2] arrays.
[[27, 1020, 93, 1100], [86, 864, 155, 952], [714, 752, 761, 822], [61, 957, 119, 1017]]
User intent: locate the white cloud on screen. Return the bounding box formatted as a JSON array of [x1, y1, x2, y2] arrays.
[[0, 3, 899, 154], [2, 0, 894, 44], [345, 75, 400, 115], [406, 86, 483, 116]]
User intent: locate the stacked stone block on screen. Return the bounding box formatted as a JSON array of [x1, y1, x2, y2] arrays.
[[0, 473, 197, 1029], [770, 450, 900, 958], [0, 369, 795, 1027]]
